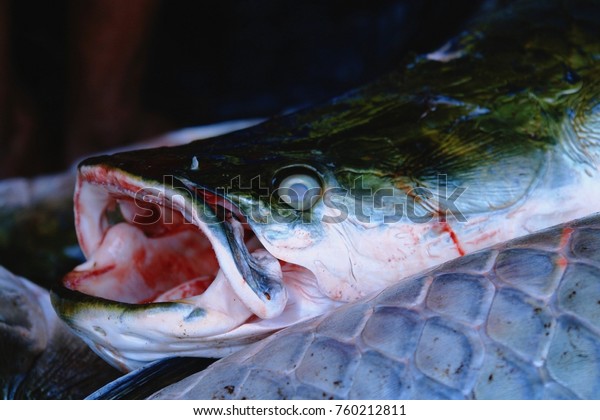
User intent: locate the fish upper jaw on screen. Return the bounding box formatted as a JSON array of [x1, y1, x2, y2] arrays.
[[51, 162, 336, 370]]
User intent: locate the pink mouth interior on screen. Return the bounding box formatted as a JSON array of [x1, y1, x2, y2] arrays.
[[64, 192, 256, 304]]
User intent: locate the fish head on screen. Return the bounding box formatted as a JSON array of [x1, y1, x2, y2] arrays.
[[50, 115, 416, 370], [47, 81, 554, 371]]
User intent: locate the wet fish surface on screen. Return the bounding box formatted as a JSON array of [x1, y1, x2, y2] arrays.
[[51, 0, 600, 374], [31, 0, 600, 400], [136, 213, 600, 399]]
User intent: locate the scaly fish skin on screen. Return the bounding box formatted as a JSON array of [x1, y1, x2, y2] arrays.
[[144, 213, 600, 400], [52, 0, 600, 370]]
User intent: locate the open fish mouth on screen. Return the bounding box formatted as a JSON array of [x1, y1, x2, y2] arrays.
[[51, 162, 330, 370]]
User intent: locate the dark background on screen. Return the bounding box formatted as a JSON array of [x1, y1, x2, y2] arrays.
[[0, 0, 483, 179]]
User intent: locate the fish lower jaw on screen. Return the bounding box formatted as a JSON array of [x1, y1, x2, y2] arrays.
[[62, 221, 252, 334], [54, 258, 331, 371], [55, 274, 336, 372]]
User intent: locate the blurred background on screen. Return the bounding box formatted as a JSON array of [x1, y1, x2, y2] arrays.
[[0, 0, 484, 180]]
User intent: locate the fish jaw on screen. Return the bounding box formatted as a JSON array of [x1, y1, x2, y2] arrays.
[[51, 163, 340, 370], [74, 164, 288, 316]]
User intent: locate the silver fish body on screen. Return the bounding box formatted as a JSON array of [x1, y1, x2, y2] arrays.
[[141, 213, 600, 399]]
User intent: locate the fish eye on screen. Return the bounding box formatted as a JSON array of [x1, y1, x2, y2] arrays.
[[274, 167, 323, 211]]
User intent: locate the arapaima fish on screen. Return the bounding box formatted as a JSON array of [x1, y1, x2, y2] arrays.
[[44, 0, 600, 399]]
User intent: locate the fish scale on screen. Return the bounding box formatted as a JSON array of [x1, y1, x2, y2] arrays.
[[145, 213, 600, 399]]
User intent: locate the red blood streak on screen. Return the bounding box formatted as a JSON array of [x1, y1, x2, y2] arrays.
[[64, 264, 116, 289], [133, 235, 218, 296], [558, 227, 574, 250], [439, 221, 465, 256], [79, 166, 144, 193], [557, 256, 568, 268], [468, 229, 499, 247], [555, 227, 574, 269]]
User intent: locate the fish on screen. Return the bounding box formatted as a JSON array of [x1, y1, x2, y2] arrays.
[[88, 213, 600, 399], [51, 0, 600, 373]]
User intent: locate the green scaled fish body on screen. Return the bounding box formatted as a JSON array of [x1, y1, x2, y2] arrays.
[[52, 0, 600, 370]]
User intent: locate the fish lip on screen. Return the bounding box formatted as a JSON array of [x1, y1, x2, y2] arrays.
[[50, 283, 216, 371], [62, 162, 288, 320], [50, 284, 195, 324], [50, 283, 156, 324]]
